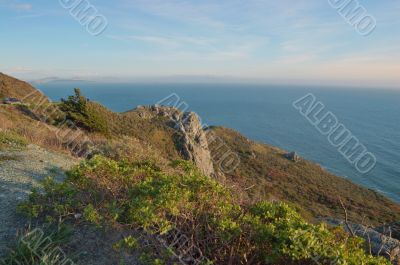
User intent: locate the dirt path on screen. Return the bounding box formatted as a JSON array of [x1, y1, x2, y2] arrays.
[[0, 145, 78, 255]]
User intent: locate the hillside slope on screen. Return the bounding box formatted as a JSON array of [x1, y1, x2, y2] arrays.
[[208, 127, 400, 226], [0, 73, 46, 101]]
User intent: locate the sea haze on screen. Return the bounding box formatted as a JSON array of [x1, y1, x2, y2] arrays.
[[37, 82, 400, 203]]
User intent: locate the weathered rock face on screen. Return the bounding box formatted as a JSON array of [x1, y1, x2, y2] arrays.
[[376, 222, 400, 241], [148, 105, 215, 177], [351, 224, 400, 265], [175, 112, 215, 177], [326, 219, 400, 264]]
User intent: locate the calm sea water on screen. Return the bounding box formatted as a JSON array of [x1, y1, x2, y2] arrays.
[[37, 82, 400, 203]]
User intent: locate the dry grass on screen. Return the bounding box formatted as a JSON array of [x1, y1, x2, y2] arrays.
[[0, 72, 44, 101], [209, 126, 400, 226], [0, 154, 20, 161], [0, 106, 178, 175], [0, 106, 87, 154], [0, 108, 15, 130]]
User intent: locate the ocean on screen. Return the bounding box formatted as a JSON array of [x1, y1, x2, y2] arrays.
[[37, 82, 400, 203]]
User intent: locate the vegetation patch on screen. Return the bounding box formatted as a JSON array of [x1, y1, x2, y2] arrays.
[[59, 88, 109, 135], [0, 131, 28, 149], [56, 89, 180, 160], [17, 156, 389, 265], [1, 225, 74, 265]]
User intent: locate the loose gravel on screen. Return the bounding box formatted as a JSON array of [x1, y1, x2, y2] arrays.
[[0, 145, 78, 255]]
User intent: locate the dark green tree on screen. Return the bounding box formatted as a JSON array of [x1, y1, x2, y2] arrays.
[[61, 88, 87, 115], [60, 88, 108, 134]]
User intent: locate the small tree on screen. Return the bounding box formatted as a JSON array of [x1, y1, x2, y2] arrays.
[[60, 88, 108, 134], [61, 88, 87, 115]]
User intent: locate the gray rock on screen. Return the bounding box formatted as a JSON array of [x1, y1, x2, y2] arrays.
[[151, 106, 215, 177], [284, 151, 300, 162], [375, 222, 400, 241], [325, 218, 400, 264]]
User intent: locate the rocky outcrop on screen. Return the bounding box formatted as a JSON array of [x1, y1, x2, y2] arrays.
[[148, 105, 215, 177], [326, 219, 400, 264]]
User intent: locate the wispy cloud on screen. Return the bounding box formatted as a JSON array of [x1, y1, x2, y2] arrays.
[[13, 3, 31, 11], [106, 32, 269, 61], [2, 0, 400, 87], [14, 13, 46, 19], [106, 34, 216, 48], [276, 54, 316, 64], [0, 0, 32, 11], [121, 0, 226, 29]]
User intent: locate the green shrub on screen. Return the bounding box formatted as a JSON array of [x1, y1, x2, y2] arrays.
[[17, 177, 77, 220], [18, 156, 390, 265], [83, 204, 102, 225], [113, 236, 139, 251]]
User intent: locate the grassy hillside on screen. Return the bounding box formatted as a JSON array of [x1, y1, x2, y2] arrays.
[[208, 127, 400, 226]]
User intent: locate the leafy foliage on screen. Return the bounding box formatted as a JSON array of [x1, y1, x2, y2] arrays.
[[18, 156, 389, 265], [113, 236, 139, 251]]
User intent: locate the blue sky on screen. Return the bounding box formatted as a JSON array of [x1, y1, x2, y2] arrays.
[[0, 0, 399, 88]]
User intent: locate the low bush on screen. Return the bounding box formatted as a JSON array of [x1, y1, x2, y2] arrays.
[[18, 156, 390, 265]]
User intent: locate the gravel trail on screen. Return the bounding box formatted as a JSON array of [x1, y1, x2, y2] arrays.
[[0, 145, 78, 255]]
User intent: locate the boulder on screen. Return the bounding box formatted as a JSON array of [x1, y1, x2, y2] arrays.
[[284, 151, 300, 162]]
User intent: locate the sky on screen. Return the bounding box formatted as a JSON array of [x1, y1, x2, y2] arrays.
[[0, 0, 399, 88]]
